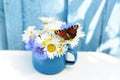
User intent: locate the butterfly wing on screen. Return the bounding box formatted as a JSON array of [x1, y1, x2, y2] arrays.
[[54, 24, 79, 40], [66, 24, 79, 39], [54, 29, 70, 40]]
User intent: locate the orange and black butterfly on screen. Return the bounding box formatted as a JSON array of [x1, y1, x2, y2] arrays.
[[54, 24, 79, 40]]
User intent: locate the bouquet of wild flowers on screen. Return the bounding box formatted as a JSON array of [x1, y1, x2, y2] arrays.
[[22, 17, 85, 60]]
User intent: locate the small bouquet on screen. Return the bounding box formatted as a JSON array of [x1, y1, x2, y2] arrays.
[[22, 17, 85, 60]]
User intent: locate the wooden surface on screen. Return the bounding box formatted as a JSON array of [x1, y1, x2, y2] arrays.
[[3, 0, 24, 49], [0, 0, 120, 57]]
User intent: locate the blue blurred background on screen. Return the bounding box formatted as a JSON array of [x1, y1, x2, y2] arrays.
[[0, 0, 120, 58]]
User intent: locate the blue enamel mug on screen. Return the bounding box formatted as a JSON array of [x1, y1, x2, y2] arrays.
[[32, 48, 77, 74]]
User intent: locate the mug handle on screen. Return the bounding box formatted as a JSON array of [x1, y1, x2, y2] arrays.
[[66, 48, 77, 65]]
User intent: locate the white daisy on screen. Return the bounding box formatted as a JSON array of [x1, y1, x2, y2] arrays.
[[39, 17, 58, 24], [22, 26, 36, 42], [56, 44, 68, 57], [36, 33, 62, 59], [45, 40, 59, 59], [66, 24, 85, 48], [39, 17, 65, 32], [35, 30, 44, 37]]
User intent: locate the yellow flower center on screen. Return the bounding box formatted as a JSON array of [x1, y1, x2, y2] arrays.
[[29, 31, 34, 38], [51, 29, 56, 32], [43, 22, 48, 24], [42, 38, 52, 46], [69, 39, 73, 42], [59, 48, 63, 53], [47, 44, 56, 53]]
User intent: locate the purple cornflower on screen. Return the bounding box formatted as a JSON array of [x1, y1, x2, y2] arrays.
[[33, 43, 47, 60], [25, 38, 35, 50]]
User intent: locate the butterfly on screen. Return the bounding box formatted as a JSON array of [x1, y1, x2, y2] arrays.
[[54, 24, 79, 40]]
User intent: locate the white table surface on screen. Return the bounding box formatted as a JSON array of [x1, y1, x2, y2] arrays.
[[0, 50, 120, 80]]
